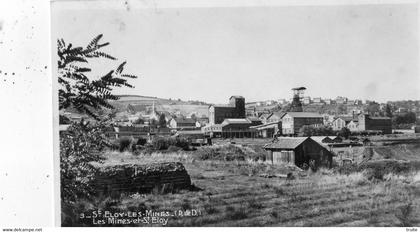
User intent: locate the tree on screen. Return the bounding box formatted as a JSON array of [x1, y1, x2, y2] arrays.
[[149, 118, 158, 127], [158, 114, 167, 128], [394, 112, 417, 125], [336, 104, 347, 115], [60, 121, 108, 205], [366, 101, 380, 116], [338, 127, 351, 139], [385, 104, 393, 118], [298, 125, 334, 136], [298, 125, 315, 136], [58, 34, 137, 119], [58, 35, 137, 212], [133, 116, 145, 125]]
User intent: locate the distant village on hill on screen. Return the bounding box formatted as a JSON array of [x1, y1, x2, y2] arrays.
[[60, 86, 420, 140]]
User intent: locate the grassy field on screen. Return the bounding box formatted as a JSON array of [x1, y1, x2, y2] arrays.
[[72, 147, 420, 227]]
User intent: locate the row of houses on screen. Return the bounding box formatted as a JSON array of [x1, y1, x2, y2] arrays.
[[203, 96, 394, 138], [245, 96, 367, 107], [331, 114, 392, 134], [301, 96, 364, 106]]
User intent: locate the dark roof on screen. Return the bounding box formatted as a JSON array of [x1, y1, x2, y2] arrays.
[[292, 87, 306, 90], [268, 112, 286, 119], [264, 137, 309, 149], [336, 116, 354, 123], [173, 118, 196, 124], [369, 116, 391, 120], [259, 113, 272, 118], [283, 112, 323, 118], [310, 136, 333, 144], [230, 95, 244, 99], [250, 121, 279, 129]]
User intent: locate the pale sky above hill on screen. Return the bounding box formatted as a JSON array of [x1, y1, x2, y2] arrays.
[[52, 1, 419, 104]]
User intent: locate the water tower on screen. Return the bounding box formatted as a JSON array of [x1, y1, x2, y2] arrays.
[[290, 87, 306, 112]]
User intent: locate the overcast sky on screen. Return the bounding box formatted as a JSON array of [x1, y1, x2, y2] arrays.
[[52, 1, 419, 104]]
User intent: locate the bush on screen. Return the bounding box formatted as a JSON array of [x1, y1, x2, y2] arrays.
[[151, 136, 190, 151], [335, 163, 358, 175], [195, 145, 246, 161], [395, 203, 415, 226], [152, 137, 170, 150], [60, 121, 108, 207], [338, 127, 351, 139], [174, 137, 190, 150], [335, 160, 420, 180], [225, 205, 248, 220], [204, 203, 218, 214], [298, 125, 334, 136], [248, 197, 263, 209], [137, 137, 147, 146], [119, 137, 132, 152], [168, 145, 182, 152]]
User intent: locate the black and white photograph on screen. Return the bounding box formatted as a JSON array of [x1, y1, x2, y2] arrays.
[[52, 0, 420, 227], [2, 0, 420, 229]]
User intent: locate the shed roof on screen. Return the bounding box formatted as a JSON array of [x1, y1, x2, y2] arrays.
[[292, 87, 306, 90], [175, 130, 204, 136], [259, 112, 273, 119], [268, 112, 286, 119], [250, 121, 279, 130], [264, 137, 309, 149], [221, 118, 252, 125], [173, 118, 196, 124], [212, 104, 235, 108], [283, 112, 323, 118], [336, 116, 354, 123], [369, 116, 391, 120], [310, 136, 332, 142]]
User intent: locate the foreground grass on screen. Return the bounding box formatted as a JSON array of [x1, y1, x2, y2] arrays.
[[70, 151, 420, 227]]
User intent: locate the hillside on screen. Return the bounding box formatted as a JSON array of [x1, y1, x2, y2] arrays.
[[111, 95, 211, 118]]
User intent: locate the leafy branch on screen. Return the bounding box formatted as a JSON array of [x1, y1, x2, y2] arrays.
[[57, 34, 137, 119]]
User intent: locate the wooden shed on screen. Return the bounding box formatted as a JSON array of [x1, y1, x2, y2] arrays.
[[264, 137, 333, 168]]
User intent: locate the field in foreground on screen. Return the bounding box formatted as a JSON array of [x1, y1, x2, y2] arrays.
[[65, 150, 420, 227]]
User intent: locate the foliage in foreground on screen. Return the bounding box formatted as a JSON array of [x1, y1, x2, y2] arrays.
[[58, 34, 137, 119], [58, 34, 138, 206], [60, 121, 109, 205], [195, 144, 266, 162]]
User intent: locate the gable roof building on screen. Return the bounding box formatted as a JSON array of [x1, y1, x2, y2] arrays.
[[168, 118, 197, 130], [358, 114, 392, 134], [281, 112, 324, 135], [264, 137, 333, 168]]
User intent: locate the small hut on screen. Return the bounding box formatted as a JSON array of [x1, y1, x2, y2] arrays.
[[264, 137, 333, 168]]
